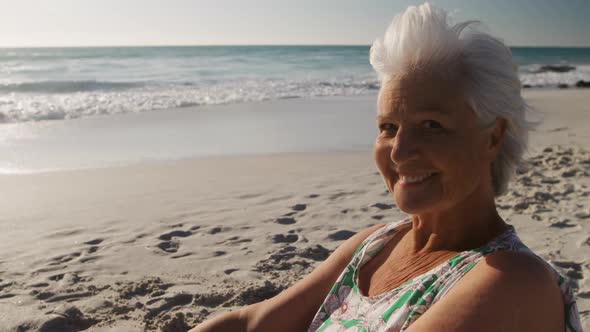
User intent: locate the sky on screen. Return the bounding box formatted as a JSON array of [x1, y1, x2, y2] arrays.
[[0, 0, 588, 47]]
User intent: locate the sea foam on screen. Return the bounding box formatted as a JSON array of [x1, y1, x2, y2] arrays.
[[1, 46, 589, 123]]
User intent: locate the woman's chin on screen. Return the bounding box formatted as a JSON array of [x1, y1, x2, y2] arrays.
[[393, 188, 441, 215]]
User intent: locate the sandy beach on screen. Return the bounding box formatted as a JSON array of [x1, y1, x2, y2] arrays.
[[0, 89, 589, 331]]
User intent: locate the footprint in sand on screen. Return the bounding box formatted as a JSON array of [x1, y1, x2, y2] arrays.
[[158, 230, 193, 241], [37, 305, 97, 331], [117, 277, 170, 300], [372, 202, 395, 210], [224, 268, 239, 275], [48, 252, 82, 266], [157, 241, 179, 253], [34, 291, 54, 300], [215, 236, 253, 246], [79, 256, 101, 263], [86, 246, 100, 254], [0, 280, 12, 290], [225, 281, 285, 306], [209, 226, 223, 235], [291, 204, 307, 211], [48, 273, 65, 282], [549, 219, 577, 228], [0, 280, 15, 299], [155, 228, 197, 254], [30, 282, 50, 288], [271, 234, 299, 244], [83, 238, 103, 246], [48, 239, 104, 266], [194, 291, 234, 308], [327, 230, 356, 241], [208, 226, 232, 235], [275, 217, 296, 225], [145, 293, 193, 319], [274, 204, 307, 225]]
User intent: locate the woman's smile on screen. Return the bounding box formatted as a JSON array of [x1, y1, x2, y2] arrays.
[[397, 172, 439, 186]]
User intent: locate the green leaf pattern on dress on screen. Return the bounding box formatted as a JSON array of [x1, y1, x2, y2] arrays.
[[307, 218, 582, 332]]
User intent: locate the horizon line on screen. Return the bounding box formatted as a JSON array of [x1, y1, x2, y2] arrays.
[[1, 43, 589, 49]]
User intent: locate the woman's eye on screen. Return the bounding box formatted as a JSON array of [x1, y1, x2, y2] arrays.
[[379, 123, 398, 134], [423, 120, 443, 129]]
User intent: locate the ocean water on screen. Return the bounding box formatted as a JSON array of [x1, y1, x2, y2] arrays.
[[1, 46, 589, 123]]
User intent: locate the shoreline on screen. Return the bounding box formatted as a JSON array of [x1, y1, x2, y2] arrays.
[[0, 94, 378, 174], [1, 89, 590, 176]]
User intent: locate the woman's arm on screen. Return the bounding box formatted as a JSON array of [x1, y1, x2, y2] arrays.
[[405, 251, 564, 332], [190, 223, 386, 332], [189, 306, 249, 332]]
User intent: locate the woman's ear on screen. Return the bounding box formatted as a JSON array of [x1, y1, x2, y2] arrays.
[[489, 118, 507, 156]]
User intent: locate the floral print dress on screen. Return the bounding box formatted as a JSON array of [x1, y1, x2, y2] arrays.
[[308, 218, 582, 332]]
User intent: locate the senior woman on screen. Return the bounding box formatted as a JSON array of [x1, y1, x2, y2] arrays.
[[192, 3, 581, 332]]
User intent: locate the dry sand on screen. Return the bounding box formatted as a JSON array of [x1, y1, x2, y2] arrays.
[[0, 90, 589, 331]]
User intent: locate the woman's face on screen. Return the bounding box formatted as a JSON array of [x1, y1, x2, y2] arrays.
[[374, 71, 497, 215]]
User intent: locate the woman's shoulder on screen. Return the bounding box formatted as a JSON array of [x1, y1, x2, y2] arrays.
[[405, 250, 566, 331], [475, 239, 567, 317], [478, 228, 573, 301], [477, 249, 561, 285], [468, 250, 566, 323]]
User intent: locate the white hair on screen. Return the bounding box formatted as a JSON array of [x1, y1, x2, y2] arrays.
[[370, 2, 532, 196]]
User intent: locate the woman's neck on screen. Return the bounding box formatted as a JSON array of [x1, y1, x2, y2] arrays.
[[408, 186, 507, 254]]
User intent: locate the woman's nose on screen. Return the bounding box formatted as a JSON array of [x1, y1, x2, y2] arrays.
[[390, 128, 418, 164]]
